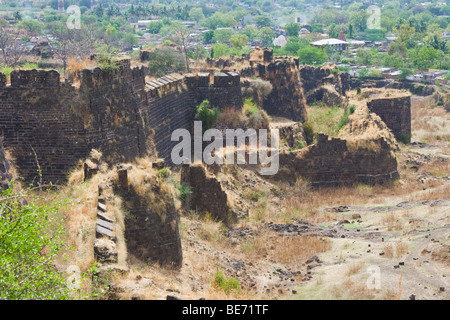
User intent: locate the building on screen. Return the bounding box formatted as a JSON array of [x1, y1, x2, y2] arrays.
[[58, 0, 64, 12], [299, 27, 310, 36], [273, 35, 287, 48], [310, 38, 348, 52]]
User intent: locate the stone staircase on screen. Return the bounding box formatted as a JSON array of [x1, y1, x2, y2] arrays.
[[94, 182, 118, 264]]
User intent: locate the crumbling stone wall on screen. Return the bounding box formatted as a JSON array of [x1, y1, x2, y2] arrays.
[[298, 65, 349, 107], [115, 168, 183, 268], [367, 95, 411, 141], [0, 61, 246, 182], [261, 58, 308, 122], [186, 71, 243, 110], [278, 133, 399, 187], [0, 62, 148, 183], [180, 164, 234, 223]]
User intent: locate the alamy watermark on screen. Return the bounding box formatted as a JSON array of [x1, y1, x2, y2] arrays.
[[171, 121, 280, 175], [66, 5, 81, 30]]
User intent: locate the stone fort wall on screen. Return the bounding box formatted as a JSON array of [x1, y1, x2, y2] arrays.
[[0, 61, 242, 183]]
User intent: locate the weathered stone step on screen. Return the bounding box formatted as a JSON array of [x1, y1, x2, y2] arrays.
[[97, 210, 114, 223], [96, 225, 114, 239], [97, 218, 114, 231], [98, 202, 107, 212]]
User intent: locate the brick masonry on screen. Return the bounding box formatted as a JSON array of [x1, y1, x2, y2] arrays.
[[278, 133, 399, 187], [0, 62, 244, 183], [180, 163, 234, 223], [367, 95, 411, 140]]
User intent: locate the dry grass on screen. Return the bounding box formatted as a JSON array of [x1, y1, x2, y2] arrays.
[[395, 242, 409, 257], [345, 262, 365, 276], [381, 212, 403, 231], [123, 157, 175, 218], [330, 279, 397, 300], [382, 244, 394, 259], [66, 57, 96, 85], [269, 235, 331, 269]]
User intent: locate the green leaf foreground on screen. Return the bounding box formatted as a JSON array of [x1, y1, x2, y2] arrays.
[[0, 183, 71, 300]]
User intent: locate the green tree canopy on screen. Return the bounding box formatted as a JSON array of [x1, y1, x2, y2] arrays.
[[285, 23, 301, 37], [297, 46, 328, 66]]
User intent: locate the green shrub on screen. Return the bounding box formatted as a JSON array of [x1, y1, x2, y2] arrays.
[[195, 100, 220, 131], [296, 140, 306, 149], [302, 122, 314, 145], [21, 62, 39, 70], [0, 66, 14, 78], [397, 133, 412, 144], [336, 106, 353, 131], [176, 184, 192, 201], [0, 184, 71, 300], [211, 270, 240, 294], [157, 167, 169, 179], [349, 105, 356, 114]]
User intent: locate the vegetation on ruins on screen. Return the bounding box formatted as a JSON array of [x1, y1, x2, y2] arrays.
[[195, 100, 220, 131]]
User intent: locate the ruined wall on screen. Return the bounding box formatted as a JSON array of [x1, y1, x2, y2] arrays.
[[298, 65, 349, 107], [0, 62, 246, 182], [278, 133, 399, 187], [180, 164, 234, 223], [367, 95, 411, 140], [145, 74, 196, 163], [115, 168, 183, 268], [0, 62, 148, 183], [262, 58, 308, 122], [186, 71, 243, 110]]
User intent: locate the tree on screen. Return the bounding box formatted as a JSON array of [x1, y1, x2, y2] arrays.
[[195, 100, 219, 131], [0, 185, 71, 300], [284, 37, 307, 55], [47, 20, 80, 77], [383, 53, 405, 68], [200, 12, 237, 30], [147, 21, 163, 34], [349, 10, 368, 33], [407, 46, 444, 69], [393, 24, 415, 48], [297, 46, 328, 65], [242, 25, 258, 41], [13, 11, 22, 22], [258, 27, 275, 47], [165, 22, 193, 72], [121, 33, 139, 49], [0, 23, 26, 68], [311, 23, 324, 34], [230, 34, 249, 49], [189, 45, 208, 60], [356, 48, 383, 66], [285, 23, 300, 37], [189, 8, 205, 22], [147, 47, 186, 77], [211, 43, 230, 58], [213, 29, 233, 43], [255, 16, 272, 29], [398, 68, 413, 81], [18, 19, 44, 37], [203, 30, 215, 44]]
